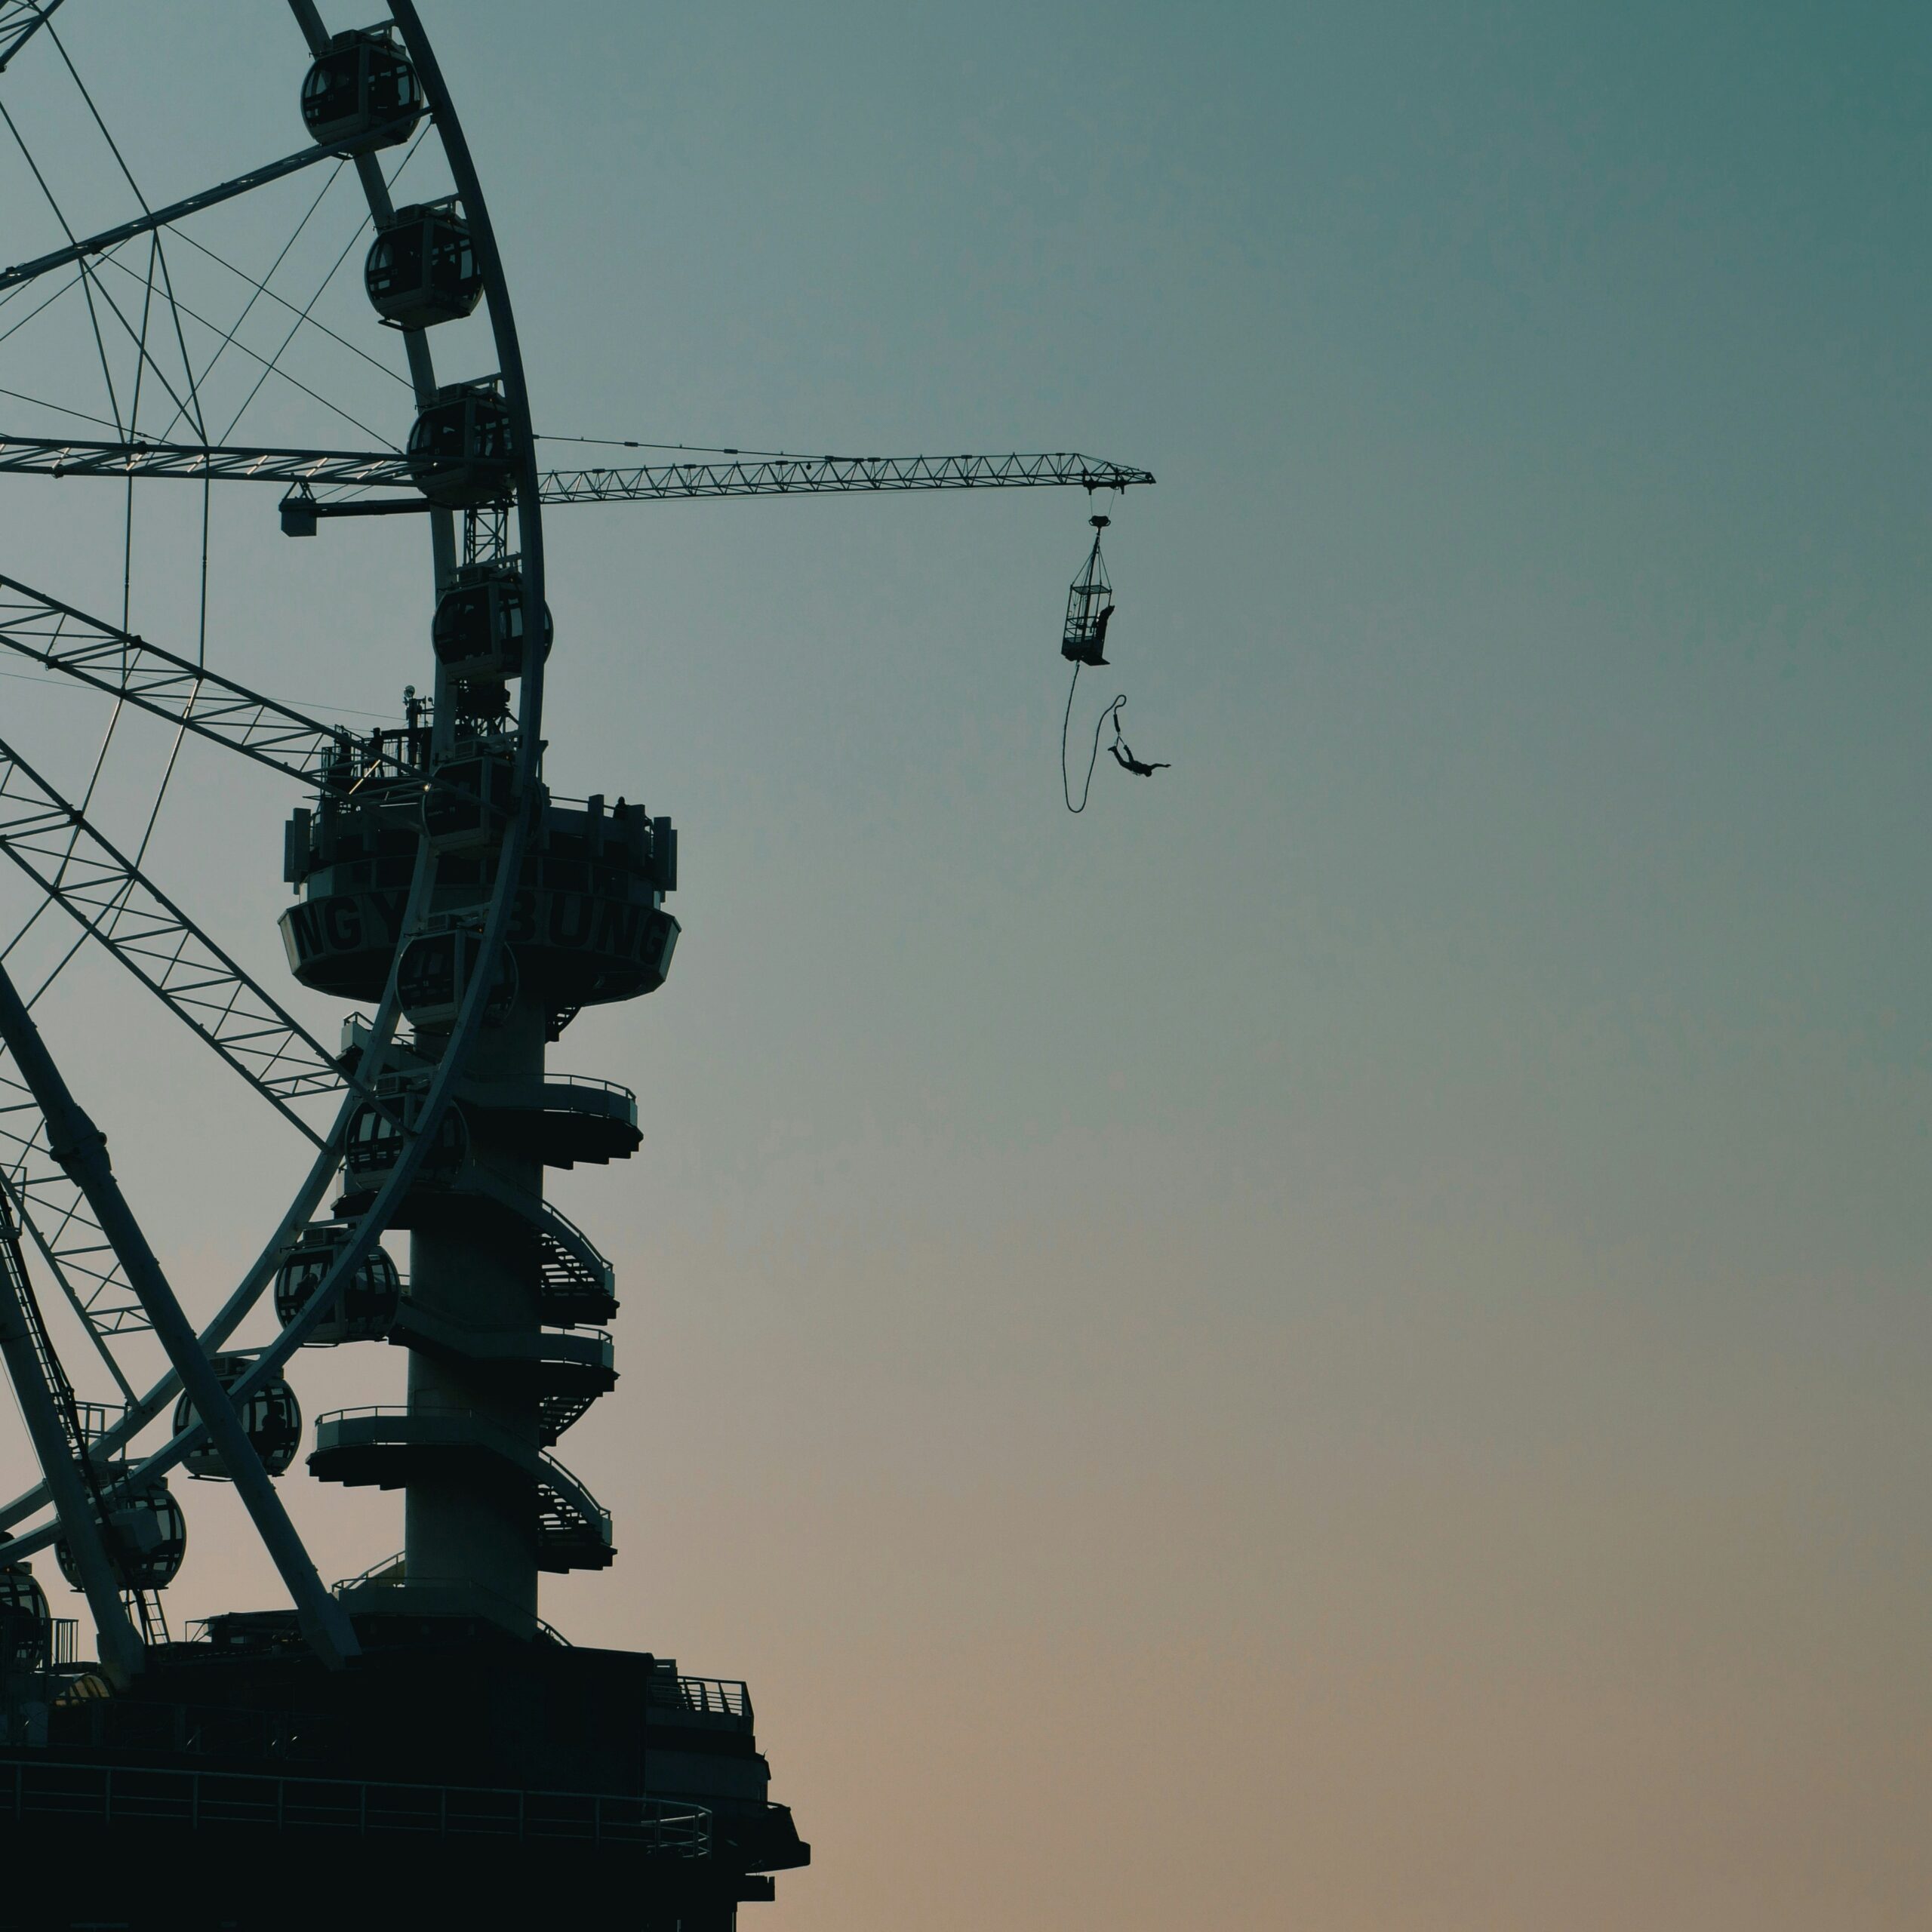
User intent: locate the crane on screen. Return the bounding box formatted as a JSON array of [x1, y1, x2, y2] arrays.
[[0, 425, 1165, 804], [0, 432, 1154, 525]]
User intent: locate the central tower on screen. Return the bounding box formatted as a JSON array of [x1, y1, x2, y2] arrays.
[[278, 575, 678, 1632]]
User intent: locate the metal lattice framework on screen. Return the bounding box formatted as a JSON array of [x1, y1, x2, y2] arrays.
[[535, 448, 1156, 502], [0, 575, 393, 789], [0, 732, 357, 1361], [0, 1061, 148, 1348], [0, 736, 347, 1121], [0, 432, 1152, 507]]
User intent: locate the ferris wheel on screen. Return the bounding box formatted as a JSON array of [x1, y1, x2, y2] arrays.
[[0, 1, 1154, 1687]]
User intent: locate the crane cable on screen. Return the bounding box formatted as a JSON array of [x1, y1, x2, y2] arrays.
[[1061, 664, 1127, 814]]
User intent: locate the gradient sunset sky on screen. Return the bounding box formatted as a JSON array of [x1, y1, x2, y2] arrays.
[[2, 4, 1929, 1928]]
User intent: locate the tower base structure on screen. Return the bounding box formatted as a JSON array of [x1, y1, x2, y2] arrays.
[[0, 1611, 806, 1930]]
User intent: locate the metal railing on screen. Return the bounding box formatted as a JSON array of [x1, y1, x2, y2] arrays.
[[649, 1674, 752, 1726], [70, 1401, 123, 1444], [0, 1756, 712, 1853], [326, 1558, 573, 1647], [331, 1550, 405, 1597], [542, 1073, 635, 1102], [314, 1401, 474, 1428]]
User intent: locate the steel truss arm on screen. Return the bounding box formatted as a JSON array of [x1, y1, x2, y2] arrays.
[[292, 450, 1158, 520], [0, 1064, 151, 1343], [0, 434, 1152, 505], [536, 450, 1158, 502], [0, 732, 361, 1354], [0, 575, 401, 789], [0, 119, 426, 296], [0, 735, 346, 1126], [0, 432, 407, 486]]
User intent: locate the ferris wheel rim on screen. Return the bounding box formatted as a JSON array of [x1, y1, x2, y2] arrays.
[[0, 0, 551, 1568]]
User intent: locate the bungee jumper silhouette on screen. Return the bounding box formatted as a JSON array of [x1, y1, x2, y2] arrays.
[[1109, 733, 1169, 778]]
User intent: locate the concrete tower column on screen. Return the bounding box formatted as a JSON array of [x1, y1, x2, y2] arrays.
[[404, 992, 546, 1623]]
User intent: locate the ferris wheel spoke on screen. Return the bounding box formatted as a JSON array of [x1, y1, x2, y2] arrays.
[[90, 246, 399, 449], [2, 11, 434, 491], [41, 6, 220, 454], [0, 122, 426, 302], [0, 100, 125, 435], [0, 99, 211, 437], [158, 182, 415, 419]]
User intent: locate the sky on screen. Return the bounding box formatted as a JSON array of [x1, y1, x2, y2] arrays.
[[2, 3, 1930, 1927]]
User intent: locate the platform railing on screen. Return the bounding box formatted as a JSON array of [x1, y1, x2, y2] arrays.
[[0, 1755, 712, 1854], [313, 1400, 483, 1428], [329, 1549, 405, 1595], [326, 1556, 575, 1646], [540, 1072, 635, 1103], [648, 1673, 753, 1726]]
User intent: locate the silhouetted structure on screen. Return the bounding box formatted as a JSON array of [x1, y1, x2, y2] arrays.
[[0, 10, 1152, 1926]]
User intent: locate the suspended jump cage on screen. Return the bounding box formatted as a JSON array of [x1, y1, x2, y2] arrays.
[[1063, 515, 1116, 666], [0, 11, 1153, 1909]]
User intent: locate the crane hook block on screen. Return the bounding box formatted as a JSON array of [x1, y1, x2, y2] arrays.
[[1062, 515, 1115, 666]]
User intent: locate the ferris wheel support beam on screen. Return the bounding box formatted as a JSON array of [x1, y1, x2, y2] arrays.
[[0, 574, 402, 792], [0, 827, 441, 1557], [0, 732, 352, 1128], [0, 956, 360, 1667], [0, 118, 426, 296], [0, 1189, 144, 1684]]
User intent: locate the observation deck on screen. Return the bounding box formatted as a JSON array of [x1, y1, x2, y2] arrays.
[[280, 788, 678, 1022]]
